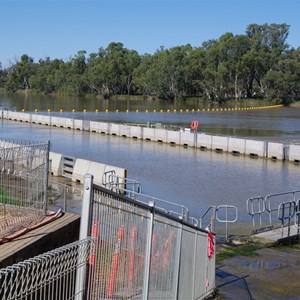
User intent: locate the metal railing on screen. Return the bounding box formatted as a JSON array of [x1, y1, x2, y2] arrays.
[[102, 171, 142, 198], [0, 238, 91, 300], [79, 174, 216, 299], [247, 190, 300, 237], [199, 205, 238, 240]]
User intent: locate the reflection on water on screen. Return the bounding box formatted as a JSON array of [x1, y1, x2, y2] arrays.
[[230, 257, 287, 270]]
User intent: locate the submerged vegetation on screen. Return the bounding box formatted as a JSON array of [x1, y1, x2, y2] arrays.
[[1, 23, 299, 105]]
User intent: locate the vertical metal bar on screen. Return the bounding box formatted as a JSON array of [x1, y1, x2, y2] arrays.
[[191, 228, 198, 299], [225, 206, 228, 241], [142, 200, 154, 300], [63, 185, 67, 213], [211, 206, 216, 232], [75, 174, 94, 300], [44, 140, 50, 215]]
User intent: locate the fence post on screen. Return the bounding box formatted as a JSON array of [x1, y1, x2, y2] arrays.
[[75, 174, 94, 300], [142, 200, 154, 300], [44, 140, 51, 215]]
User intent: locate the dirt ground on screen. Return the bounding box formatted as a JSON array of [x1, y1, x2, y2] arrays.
[[215, 245, 300, 300]]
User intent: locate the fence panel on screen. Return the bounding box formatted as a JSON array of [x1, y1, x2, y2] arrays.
[[85, 180, 216, 300], [0, 238, 91, 300], [0, 139, 51, 243]]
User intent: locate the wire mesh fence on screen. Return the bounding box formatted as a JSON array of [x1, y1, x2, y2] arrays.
[[82, 176, 216, 300], [0, 173, 215, 300], [0, 138, 50, 243], [0, 238, 91, 300]]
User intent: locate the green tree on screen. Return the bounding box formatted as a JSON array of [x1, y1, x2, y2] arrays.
[[264, 48, 300, 104], [5, 54, 36, 92]]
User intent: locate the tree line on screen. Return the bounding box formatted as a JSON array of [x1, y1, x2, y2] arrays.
[[0, 23, 299, 105]]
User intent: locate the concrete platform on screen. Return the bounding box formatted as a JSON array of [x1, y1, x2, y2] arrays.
[[0, 212, 80, 268], [251, 225, 300, 245]]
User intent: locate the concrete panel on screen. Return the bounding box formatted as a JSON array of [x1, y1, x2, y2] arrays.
[[180, 131, 195, 147], [49, 152, 63, 176], [74, 119, 86, 130], [129, 126, 143, 139], [7, 111, 18, 120], [155, 128, 167, 143], [228, 137, 246, 155], [51, 117, 73, 129], [8, 111, 31, 122], [211, 136, 229, 152], [267, 142, 285, 160], [88, 161, 107, 186], [197, 133, 212, 150], [167, 130, 181, 145], [143, 127, 156, 141], [289, 144, 300, 162], [72, 158, 91, 183], [90, 121, 100, 133], [98, 122, 110, 134], [245, 140, 266, 157], [119, 124, 131, 137], [110, 123, 120, 135], [0, 110, 8, 119], [32, 114, 51, 125]]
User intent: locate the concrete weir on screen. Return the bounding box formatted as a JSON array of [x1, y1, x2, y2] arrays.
[[1, 110, 300, 163]]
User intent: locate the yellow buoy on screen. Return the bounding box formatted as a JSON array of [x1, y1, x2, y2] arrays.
[[83, 109, 87, 112], [72, 109, 75, 112], [60, 109, 63, 112], [47, 108, 51, 112], [105, 109, 109, 113], [95, 109, 98, 113], [35, 108, 38, 112]]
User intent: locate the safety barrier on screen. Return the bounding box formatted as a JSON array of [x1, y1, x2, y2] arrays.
[[199, 205, 238, 241], [247, 190, 300, 237], [1, 110, 300, 163], [49, 151, 127, 187], [0, 238, 91, 300], [78, 174, 216, 299]]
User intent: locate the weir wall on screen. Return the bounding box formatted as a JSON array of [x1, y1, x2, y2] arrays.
[[2, 110, 300, 164]]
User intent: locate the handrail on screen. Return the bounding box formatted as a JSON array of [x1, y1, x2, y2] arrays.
[[265, 190, 300, 227], [104, 182, 190, 223], [278, 201, 296, 237], [246, 196, 265, 229], [199, 205, 238, 239]]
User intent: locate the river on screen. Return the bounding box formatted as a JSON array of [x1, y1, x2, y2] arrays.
[[1, 92, 300, 233]]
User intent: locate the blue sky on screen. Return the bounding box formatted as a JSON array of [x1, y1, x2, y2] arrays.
[[0, 0, 299, 67]]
